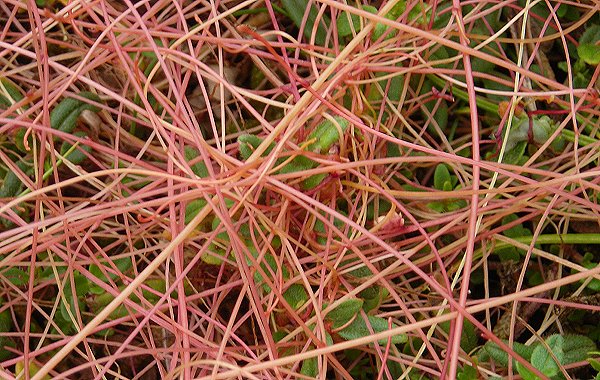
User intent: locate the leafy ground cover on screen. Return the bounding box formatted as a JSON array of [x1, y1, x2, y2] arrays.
[[1, 0, 600, 379]]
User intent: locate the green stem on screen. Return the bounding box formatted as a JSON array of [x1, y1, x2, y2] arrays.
[[470, 233, 600, 264], [427, 74, 499, 114], [559, 129, 597, 147], [509, 233, 600, 245]]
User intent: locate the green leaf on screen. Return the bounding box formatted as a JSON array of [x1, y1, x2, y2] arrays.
[[238, 134, 273, 161], [348, 264, 373, 278], [336, 10, 360, 38], [0, 160, 30, 198], [367, 72, 405, 104], [447, 199, 467, 212], [502, 214, 531, 239], [440, 319, 478, 353], [426, 200, 446, 213], [337, 315, 407, 345], [14, 128, 32, 153], [325, 331, 333, 346], [557, 4, 580, 21], [457, 365, 478, 380], [273, 330, 287, 342], [281, 0, 330, 45], [557, 61, 569, 73], [502, 140, 528, 166], [386, 141, 402, 158], [527, 270, 544, 287], [307, 116, 349, 154], [185, 199, 207, 224], [500, 117, 529, 152], [202, 248, 228, 265], [494, 214, 533, 260], [91, 279, 187, 320], [89, 257, 132, 295], [483, 340, 537, 367], [515, 363, 538, 380], [253, 253, 289, 292], [523, 335, 563, 378], [139, 278, 172, 303], [300, 172, 327, 190], [468, 26, 500, 74], [497, 115, 558, 154], [366, 199, 392, 220], [531, 116, 556, 146], [578, 25, 600, 65], [337, 5, 378, 37], [573, 71, 592, 89], [433, 164, 451, 191], [579, 44, 600, 65], [313, 212, 347, 245], [0, 298, 15, 360], [208, 230, 230, 252], [271, 115, 348, 189], [300, 356, 318, 377], [0, 171, 23, 198], [15, 360, 51, 380], [360, 286, 388, 313], [50, 92, 101, 135], [278, 155, 316, 174], [59, 273, 90, 322], [372, 13, 398, 41], [580, 255, 600, 291], [60, 131, 92, 165], [327, 298, 364, 329], [439, 319, 478, 353], [388, 0, 406, 19], [1, 267, 29, 287], [0, 78, 24, 109], [184, 147, 209, 177], [283, 284, 309, 310], [425, 98, 449, 131], [420, 79, 449, 133], [0, 302, 11, 333], [588, 356, 600, 372], [561, 334, 596, 365], [89, 292, 127, 318]]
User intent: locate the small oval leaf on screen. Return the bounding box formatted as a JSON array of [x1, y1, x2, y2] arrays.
[[238, 134, 264, 161], [50, 92, 101, 134], [283, 284, 309, 310], [433, 164, 451, 191], [184, 147, 209, 177], [326, 298, 363, 329], [60, 132, 91, 165], [337, 315, 407, 345], [307, 116, 349, 153], [562, 334, 596, 365]]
